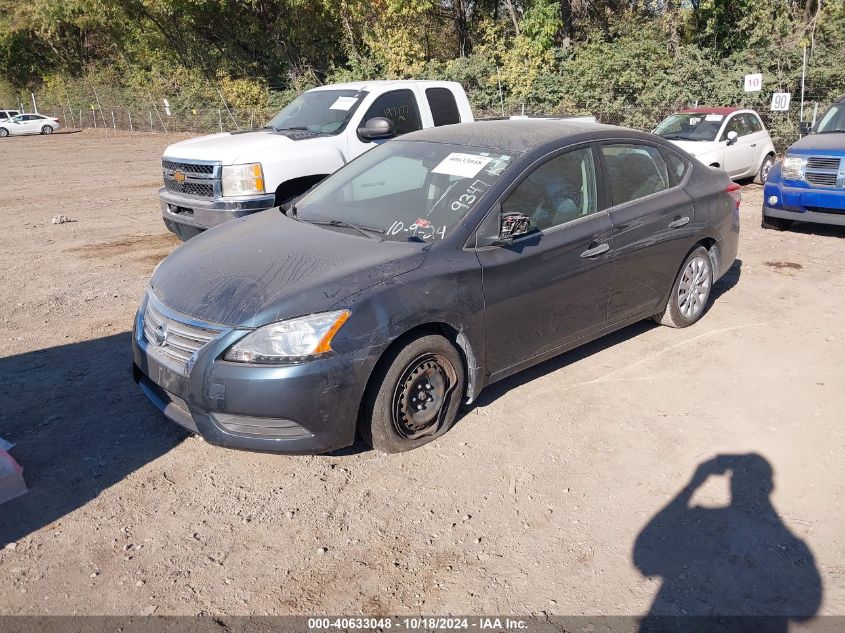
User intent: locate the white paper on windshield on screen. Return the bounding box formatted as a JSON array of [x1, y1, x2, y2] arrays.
[[689, 117, 702, 125], [432, 153, 492, 178], [705, 114, 724, 122], [329, 96, 358, 111]]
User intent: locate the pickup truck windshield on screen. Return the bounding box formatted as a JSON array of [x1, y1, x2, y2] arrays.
[[816, 104, 845, 133], [654, 113, 724, 141], [266, 89, 365, 135], [295, 140, 515, 243]]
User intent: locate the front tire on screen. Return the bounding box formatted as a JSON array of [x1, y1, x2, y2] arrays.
[[761, 214, 793, 231], [654, 246, 713, 328], [40, 125, 53, 135], [360, 334, 465, 453], [755, 154, 774, 184]]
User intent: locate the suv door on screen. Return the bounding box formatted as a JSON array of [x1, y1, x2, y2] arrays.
[[600, 142, 695, 322], [475, 145, 613, 377], [721, 114, 756, 177]]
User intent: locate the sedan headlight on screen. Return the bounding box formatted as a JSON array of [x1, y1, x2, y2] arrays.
[[224, 310, 350, 364], [781, 155, 805, 180], [222, 163, 265, 196]]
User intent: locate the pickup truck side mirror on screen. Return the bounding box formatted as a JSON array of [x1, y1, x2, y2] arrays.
[[799, 121, 812, 136], [725, 130, 738, 145], [358, 117, 396, 142]]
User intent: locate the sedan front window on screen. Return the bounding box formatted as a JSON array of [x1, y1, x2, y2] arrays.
[[295, 140, 515, 242]]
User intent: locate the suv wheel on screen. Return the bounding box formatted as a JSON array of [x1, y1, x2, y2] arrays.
[[655, 246, 713, 328], [360, 334, 465, 453]]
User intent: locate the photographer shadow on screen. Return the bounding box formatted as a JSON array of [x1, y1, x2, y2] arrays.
[[634, 454, 822, 632]]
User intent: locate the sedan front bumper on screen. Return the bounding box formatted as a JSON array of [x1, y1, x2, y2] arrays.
[[159, 187, 276, 240], [132, 302, 372, 454]]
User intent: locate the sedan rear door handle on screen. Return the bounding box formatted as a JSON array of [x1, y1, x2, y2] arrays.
[[580, 243, 610, 258], [669, 216, 690, 229]]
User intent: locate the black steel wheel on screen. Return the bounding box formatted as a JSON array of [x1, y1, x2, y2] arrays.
[[361, 334, 465, 453]]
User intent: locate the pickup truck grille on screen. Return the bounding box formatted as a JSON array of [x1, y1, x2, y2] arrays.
[[162, 158, 220, 199], [142, 291, 226, 375], [804, 156, 842, 188]]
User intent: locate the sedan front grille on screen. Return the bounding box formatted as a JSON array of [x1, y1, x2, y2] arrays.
[[162, 157, 220, 199], [804, 156, 842, 188], [142, 292, 226, 374]]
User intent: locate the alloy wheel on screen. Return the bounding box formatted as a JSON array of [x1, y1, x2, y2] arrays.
[[677, 255, 711, 319]]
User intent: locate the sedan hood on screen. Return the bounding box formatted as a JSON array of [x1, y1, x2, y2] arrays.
[[787, 133, 845, 155], [151, 211, 427, 327]]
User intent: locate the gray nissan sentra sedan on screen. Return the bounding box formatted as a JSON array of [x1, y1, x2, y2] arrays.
[[133, 120, 739, 454]]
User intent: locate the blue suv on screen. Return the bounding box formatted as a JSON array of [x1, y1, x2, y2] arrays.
[[762, 94, 845, 230]]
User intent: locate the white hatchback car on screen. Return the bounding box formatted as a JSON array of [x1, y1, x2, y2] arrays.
[[0, 113, 61, 137], [654, 108, 776, 183]]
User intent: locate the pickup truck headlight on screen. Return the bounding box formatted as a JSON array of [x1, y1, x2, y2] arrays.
[[224, 310, 350, 364], [781, 155, 805, 180], [221, 163, 265, 196]]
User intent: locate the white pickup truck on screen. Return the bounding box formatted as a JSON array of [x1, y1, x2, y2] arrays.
[[159, 80, 474, 239]]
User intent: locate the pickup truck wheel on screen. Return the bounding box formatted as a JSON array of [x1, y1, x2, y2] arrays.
[[40, 125, 53, 135], [654, 246, 713, 328], [761, 215, 793, 231], [755, 154, 774, 184], [0, 128, 8, 138], [360, 334, 465, 453]]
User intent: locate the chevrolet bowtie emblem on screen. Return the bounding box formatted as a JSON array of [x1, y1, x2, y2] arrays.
[[173, 170, 186, 184]]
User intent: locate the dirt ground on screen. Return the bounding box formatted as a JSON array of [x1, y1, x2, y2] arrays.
[[0, 130, 843, 618]]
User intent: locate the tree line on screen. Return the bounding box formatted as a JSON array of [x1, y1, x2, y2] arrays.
[[1, 0, 843, 144]]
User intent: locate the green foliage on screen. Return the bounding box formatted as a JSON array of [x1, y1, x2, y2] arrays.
[[1, 0, 842, 150]]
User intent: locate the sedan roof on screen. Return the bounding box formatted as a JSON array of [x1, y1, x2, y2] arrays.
[[402, 119, 620, 153]]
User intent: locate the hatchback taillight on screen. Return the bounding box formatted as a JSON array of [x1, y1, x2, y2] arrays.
[[726, 182, 741, 210]]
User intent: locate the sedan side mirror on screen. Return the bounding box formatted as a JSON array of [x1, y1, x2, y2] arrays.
[[357, 117, 396, 142], [497, 211, 532, 243], [799, 121, 812, 136], [725, 130, 738, 145]]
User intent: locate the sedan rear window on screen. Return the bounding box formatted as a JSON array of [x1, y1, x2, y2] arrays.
[[602, 144, 670, 206]]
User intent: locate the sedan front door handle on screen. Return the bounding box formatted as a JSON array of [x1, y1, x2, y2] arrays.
[[580, 243, 610, 258], [669, 216, 690, 229]]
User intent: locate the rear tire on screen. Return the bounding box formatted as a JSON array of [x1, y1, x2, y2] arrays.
[[0, 128, 8, 138], [761, 215, 793, 231], [360, 334, 465, 453], [755, 154, 774, 184], [40, 125, 53, 135], [654, 246, 713, 328]]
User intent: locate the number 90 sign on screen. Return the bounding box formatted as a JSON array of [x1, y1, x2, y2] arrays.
[[770, 93, 791, 112]]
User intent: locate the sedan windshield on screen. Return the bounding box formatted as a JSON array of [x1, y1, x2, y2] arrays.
[[816, 104, 845, 133], [265, 89, 365, 135], [654, 113, 724, 141], [295, 140, 515, 242]]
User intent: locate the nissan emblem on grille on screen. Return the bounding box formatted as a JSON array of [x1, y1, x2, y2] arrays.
[[153, 323, 168, 346]]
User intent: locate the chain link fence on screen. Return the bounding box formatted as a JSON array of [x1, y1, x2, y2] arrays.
[[18, 88, 833, 153]]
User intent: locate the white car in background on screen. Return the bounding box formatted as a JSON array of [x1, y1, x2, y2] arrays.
[[654, 107, 776, 183], [0, 113, 61, 137]]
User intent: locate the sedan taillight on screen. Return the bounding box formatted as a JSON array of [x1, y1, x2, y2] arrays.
[[726, 182, 741, 211]]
